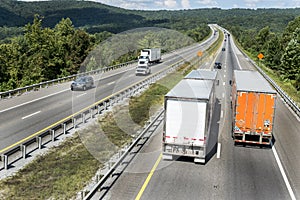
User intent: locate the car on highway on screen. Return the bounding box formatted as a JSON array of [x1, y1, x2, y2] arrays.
[[71, 76, 94, 91], [222, 47, 226, 51], [135, 65, 151, 76], [214, 62, 222, 69]]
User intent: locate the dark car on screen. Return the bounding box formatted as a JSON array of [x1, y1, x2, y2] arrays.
[[71, 76, 94, 91], [222, 47, 226, 51], [214, 62, 222, 69]]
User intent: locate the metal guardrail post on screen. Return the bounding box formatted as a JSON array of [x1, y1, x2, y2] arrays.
[[73, 118, 77, 129], [63, 123, 67, 134], [38, 137, 42, 149], [4, 155, 8, 170], [22, 145, 26, 159], [97, 105, 101, 114], [103, 101, 107, 110], [51, 130, 55, 142]]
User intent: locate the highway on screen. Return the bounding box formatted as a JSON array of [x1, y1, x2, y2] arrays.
[[1, 25, 299, 200], [0, 26, 218, 152], [101, 31, 300, 200]]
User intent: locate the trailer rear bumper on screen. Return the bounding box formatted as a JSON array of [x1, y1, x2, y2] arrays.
[[233, 132, 272, 145], [162, 143, 206, 163]]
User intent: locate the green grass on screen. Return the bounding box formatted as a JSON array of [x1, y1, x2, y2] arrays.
[[259, 63, 300, 106], [0, 135, 100, 199]]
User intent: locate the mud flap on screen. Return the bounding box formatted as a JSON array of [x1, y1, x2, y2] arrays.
[[162, 154, 173, 161], [194, 157, 205, 164]]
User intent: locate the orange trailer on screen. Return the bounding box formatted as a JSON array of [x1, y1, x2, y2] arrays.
[[231, 70, 277, 145]]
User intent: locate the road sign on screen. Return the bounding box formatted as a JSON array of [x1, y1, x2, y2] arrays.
[[197, 51, 203, 57], [258, 53, 264, 60]]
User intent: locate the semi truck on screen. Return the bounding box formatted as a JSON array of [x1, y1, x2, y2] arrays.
[[231, 70, 277, 146], [138, 48, 161, 64], [136, 48, 161, 76], [162, 79, 215, 163], [185, 69, 218, 85]]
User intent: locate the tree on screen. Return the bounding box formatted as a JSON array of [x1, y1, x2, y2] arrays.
[[264, 33, 283, 71], [280, 28, 300, 82]]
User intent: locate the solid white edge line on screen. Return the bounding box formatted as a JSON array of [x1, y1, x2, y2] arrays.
[[217, 143, 221, 158], [0, 66, 137, 114], [22, 110, 41, 120], [272, 145, 296, 200], [0, 89, 69, 113], [107, 81, 115, 86], [76, 93, 87, 98], [231, 38, 242, 70]]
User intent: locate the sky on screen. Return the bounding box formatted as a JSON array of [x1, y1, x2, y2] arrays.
[[19, 0, 300, 10]]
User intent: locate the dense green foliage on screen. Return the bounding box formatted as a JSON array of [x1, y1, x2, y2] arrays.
[[225, 16, 300, 91], [0, 15, 94, 90], [1, 0, 300, 93]]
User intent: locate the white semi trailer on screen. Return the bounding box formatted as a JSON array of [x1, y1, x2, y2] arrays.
[[162, 78, 215, 163]]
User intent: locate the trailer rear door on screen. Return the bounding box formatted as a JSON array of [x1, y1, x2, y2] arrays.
[[235, 92, 275, 133], [165, 99, 207, 146]]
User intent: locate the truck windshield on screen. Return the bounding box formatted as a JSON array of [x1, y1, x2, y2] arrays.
[[139, 56, 148, 59]]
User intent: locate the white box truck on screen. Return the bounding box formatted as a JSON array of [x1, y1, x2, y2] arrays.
[[185, 69, 219, 86], [138, 48, 161, 64], [162, 79, 215, 163], [136, 48, 161, 76]]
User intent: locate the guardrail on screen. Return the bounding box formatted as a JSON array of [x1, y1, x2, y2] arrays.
[[0, 58, 183, 171], [236, 43, 300, 118], [0, 60, 136, 99], [83, 109, 164, 200]]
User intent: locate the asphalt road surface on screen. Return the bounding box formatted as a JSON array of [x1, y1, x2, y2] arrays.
[[103, 30, 299, 200]]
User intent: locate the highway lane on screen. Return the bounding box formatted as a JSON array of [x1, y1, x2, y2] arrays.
[[229, 33, 300, 198], [0, 26, 218, 152], [103, 32, 297, 200]]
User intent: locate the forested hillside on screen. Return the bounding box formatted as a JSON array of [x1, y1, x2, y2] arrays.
[[224, 16, 300, 91], [0, 0, 300, 93]]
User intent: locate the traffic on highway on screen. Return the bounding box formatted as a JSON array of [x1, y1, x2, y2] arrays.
[[0, 25, 299, 200]]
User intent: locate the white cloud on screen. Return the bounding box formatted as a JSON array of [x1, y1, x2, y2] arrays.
[[196, 0, 218, 7], [181, 0, 191, 9], [164, 0, 178, 8], [233, 4, 239, 8], [292, 0, 300, 7], [244, 0, 260, 8]]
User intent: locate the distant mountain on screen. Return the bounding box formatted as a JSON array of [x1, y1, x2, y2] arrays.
[[0, 0, 149, 33], [1, 0, 300, 34]]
